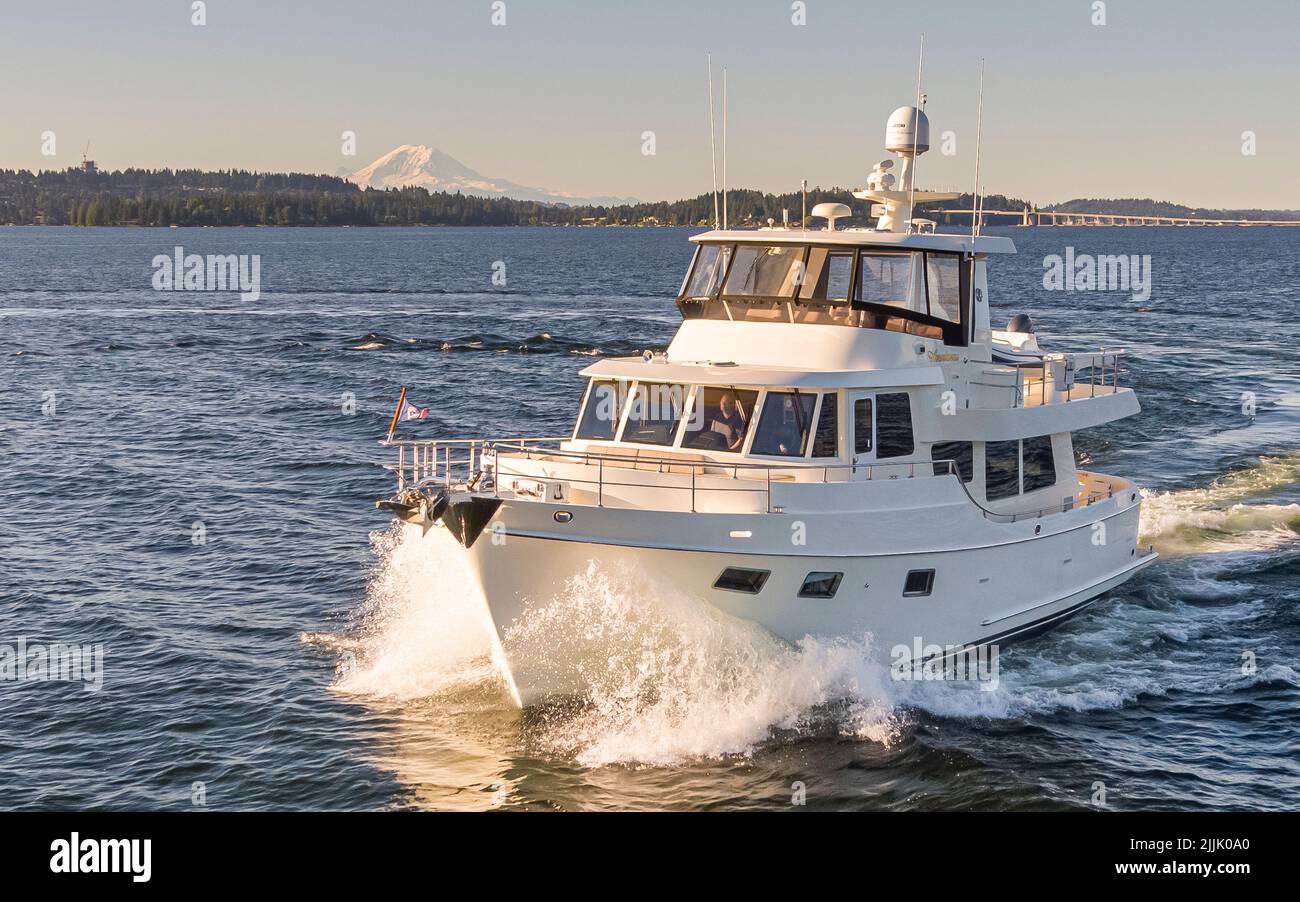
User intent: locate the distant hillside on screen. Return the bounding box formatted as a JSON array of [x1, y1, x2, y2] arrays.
[[1, 167, 1290, 227], [0, 168, 935, 227], [1043, 197, 1300, 221]]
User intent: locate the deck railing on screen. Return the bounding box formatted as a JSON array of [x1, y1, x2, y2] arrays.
[[381, 437, 1119, 522], [384, 436, 946, 513], [974, 349, 1126, 408]]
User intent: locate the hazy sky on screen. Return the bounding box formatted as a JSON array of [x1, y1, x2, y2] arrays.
[[2, 0, 1297, 207]]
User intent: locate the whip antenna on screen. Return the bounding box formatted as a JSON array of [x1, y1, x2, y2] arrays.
[[707, 55, 719, 229], [722, 66, 728, 230], [971, 58, 986, 240], [908, 34, 924, 230]]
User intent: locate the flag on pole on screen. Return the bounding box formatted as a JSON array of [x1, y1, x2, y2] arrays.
[[387, 387, 407, 439], [387, 387, 428, 439]]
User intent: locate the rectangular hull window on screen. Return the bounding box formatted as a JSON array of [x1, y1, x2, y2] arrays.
[[931, 440, 973, 482], [1022, 435, 1057, 492], [985, 439, 1020, 500], [714, 567, 770, 594], [875, 392, 914, 459], [903, 569, 935, 597], [798, 572, 843, 598]]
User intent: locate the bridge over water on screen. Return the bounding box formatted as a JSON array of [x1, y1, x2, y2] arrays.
[[933, 208, 1300, 227]]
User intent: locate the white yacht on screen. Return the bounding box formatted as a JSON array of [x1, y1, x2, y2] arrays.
[[377, 104, 1157, 705]]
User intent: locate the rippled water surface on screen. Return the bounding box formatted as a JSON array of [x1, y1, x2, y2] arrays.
[[1, 225, 1297, 810]]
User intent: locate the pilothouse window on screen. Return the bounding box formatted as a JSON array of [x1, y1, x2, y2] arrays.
[[621, 382, 686, 446], [575, 379, 627, 440], [750, 391, 816, 457], [857, 253, 916, 309], [925, 254, 962, 323], [722, 245, 805, 298], [683, 244, 731, 298], [800, 249, 854, 302], [682, 386, 757, 452], [811, 395, 839, 457]]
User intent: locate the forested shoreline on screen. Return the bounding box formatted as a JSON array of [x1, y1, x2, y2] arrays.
[[0, 167, 1033, 228], [4, 167, 1291, 227]]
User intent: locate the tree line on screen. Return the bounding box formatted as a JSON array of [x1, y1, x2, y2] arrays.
[[0, 167, 1033, 227]]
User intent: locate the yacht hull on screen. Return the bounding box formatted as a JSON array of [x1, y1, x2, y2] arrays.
[[426, 496, 1155, 706]]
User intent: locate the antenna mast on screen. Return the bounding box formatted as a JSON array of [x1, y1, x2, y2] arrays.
[[707, 55, 719, 229], [722, 67, 728, 230], [908, 34, 924, 231], [971, 59, 986, 240]]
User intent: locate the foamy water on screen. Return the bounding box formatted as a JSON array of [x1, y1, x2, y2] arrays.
[[311, 526, 903, 765], [507, 563, 900, 766], [1140, 453, 1300, 555], [303, 526, 506, 701], [304, 450, 1300, 772]]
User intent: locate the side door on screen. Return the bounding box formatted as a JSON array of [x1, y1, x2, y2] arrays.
[[848, 391, 875, 477]]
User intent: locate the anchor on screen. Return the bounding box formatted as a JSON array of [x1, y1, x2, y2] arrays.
[[439, 496, 502, 548]]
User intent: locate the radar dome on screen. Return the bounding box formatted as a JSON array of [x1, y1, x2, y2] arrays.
[[885, 106, 930, 154]]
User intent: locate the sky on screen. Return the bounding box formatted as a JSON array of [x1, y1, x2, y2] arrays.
[[1, 0, 1297, 208]]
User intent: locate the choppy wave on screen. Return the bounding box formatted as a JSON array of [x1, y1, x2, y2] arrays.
[[1140, 452, 1300, 555], [337, 330, 640, 356]]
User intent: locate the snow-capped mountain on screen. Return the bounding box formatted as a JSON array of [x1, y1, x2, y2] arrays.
[[345, 145, 637, 206]]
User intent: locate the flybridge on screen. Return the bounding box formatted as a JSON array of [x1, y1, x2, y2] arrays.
[[670, 90, 1012, 350]]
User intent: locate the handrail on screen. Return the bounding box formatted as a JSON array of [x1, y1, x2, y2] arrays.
[[383, 435, 951, 511], [980, 349, 1126, 409], [943, 464, 1117, 523], [382, 437, 1119, 522]]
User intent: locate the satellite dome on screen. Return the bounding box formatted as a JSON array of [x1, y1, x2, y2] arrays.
[[885, 106, 930, 154]]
